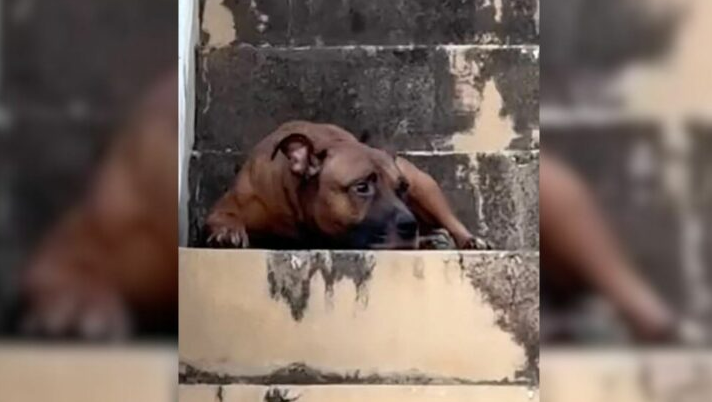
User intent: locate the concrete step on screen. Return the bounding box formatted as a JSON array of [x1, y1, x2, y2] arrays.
[[180, 384, 539, 402], [201, 0, 540, 48], [195, 44, 538, 153], [543, 119, 712, 310], [542, 349, 712, 402], [188, 151, 539, 250], [0, 346, 175, 402], [179, 248, 539, 386]]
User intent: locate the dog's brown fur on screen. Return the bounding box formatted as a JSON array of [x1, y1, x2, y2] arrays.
[[207, 121, 478, 250]]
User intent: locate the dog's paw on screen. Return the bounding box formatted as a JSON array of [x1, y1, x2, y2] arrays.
[[458, 236, 493, 250], [21, 284, 132, 340], [418, 229, 456, 250], [207, 224, 249, 248]]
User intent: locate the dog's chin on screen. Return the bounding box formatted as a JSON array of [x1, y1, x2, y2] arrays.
[[344, 227, 419, 250], [367, 238, 419, 250]]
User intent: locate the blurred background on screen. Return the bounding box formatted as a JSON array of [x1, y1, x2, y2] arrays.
[[0, 0, 177, 400], [1, 0, 177, 338], [542, 0, 711, 345], [541, 0, 712, 400]]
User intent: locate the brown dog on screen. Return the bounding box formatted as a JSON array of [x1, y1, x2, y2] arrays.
[[207, 121, 480, 250]]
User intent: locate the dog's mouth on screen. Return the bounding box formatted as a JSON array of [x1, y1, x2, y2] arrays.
[[368, 240, 418, 250], [345, 213, 419, 250]]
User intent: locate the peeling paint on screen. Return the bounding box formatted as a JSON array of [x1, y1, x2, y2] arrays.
[[451, 79, 517, 152], [486, 0, 504, 23], [202, 0, 237, 49]]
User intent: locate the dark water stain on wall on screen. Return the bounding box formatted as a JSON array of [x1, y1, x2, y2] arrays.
[[267, 251, 375, 320], [460, 252, 540, 384], [194, 45, 538, 153], [211, 0, 539, 47], [196, 46, 458, 153], [475, 152, 539, 250], [180, 361, 528, 386], [263, 387, 300, 402]]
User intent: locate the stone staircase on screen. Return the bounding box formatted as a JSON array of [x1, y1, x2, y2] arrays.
[[182, 0, 539, 400]]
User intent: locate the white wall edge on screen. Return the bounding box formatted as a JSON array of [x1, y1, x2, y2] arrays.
[[178, 0, 199, 246]]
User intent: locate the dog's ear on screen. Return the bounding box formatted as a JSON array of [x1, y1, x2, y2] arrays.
[[272, 133, 323, 177]]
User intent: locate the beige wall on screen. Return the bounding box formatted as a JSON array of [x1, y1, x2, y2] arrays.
[[179, 249, 539, 384], [0, 345, 176, 402], [542, 349, 712, 402]]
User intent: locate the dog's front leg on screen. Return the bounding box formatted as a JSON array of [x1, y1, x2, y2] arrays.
[[206, 191, 249, 248], [396, 157, 489, 250]]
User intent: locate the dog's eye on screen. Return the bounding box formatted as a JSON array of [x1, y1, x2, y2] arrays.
[[352, 181, 375, 197], [396, 180, 410, 197]]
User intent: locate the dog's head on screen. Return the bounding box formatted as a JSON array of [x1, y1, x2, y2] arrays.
[[273, 133, 418, 249]]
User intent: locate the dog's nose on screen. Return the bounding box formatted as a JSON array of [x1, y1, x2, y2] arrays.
[[396, 212, 418, 239]]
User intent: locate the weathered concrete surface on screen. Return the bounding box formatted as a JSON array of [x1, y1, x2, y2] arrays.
[[0, 345, 176, 402], [542, 349, 712, 402], [180, 384, 539, 402], [201, 0, 539, 47], [543, 122, 686, 308], [179, 248, 539, 385], [187, 151, 539, 250], [195, 45, 538, 153]]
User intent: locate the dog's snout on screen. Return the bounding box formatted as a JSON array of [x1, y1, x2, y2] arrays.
[[396, 212, 418, 239]]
